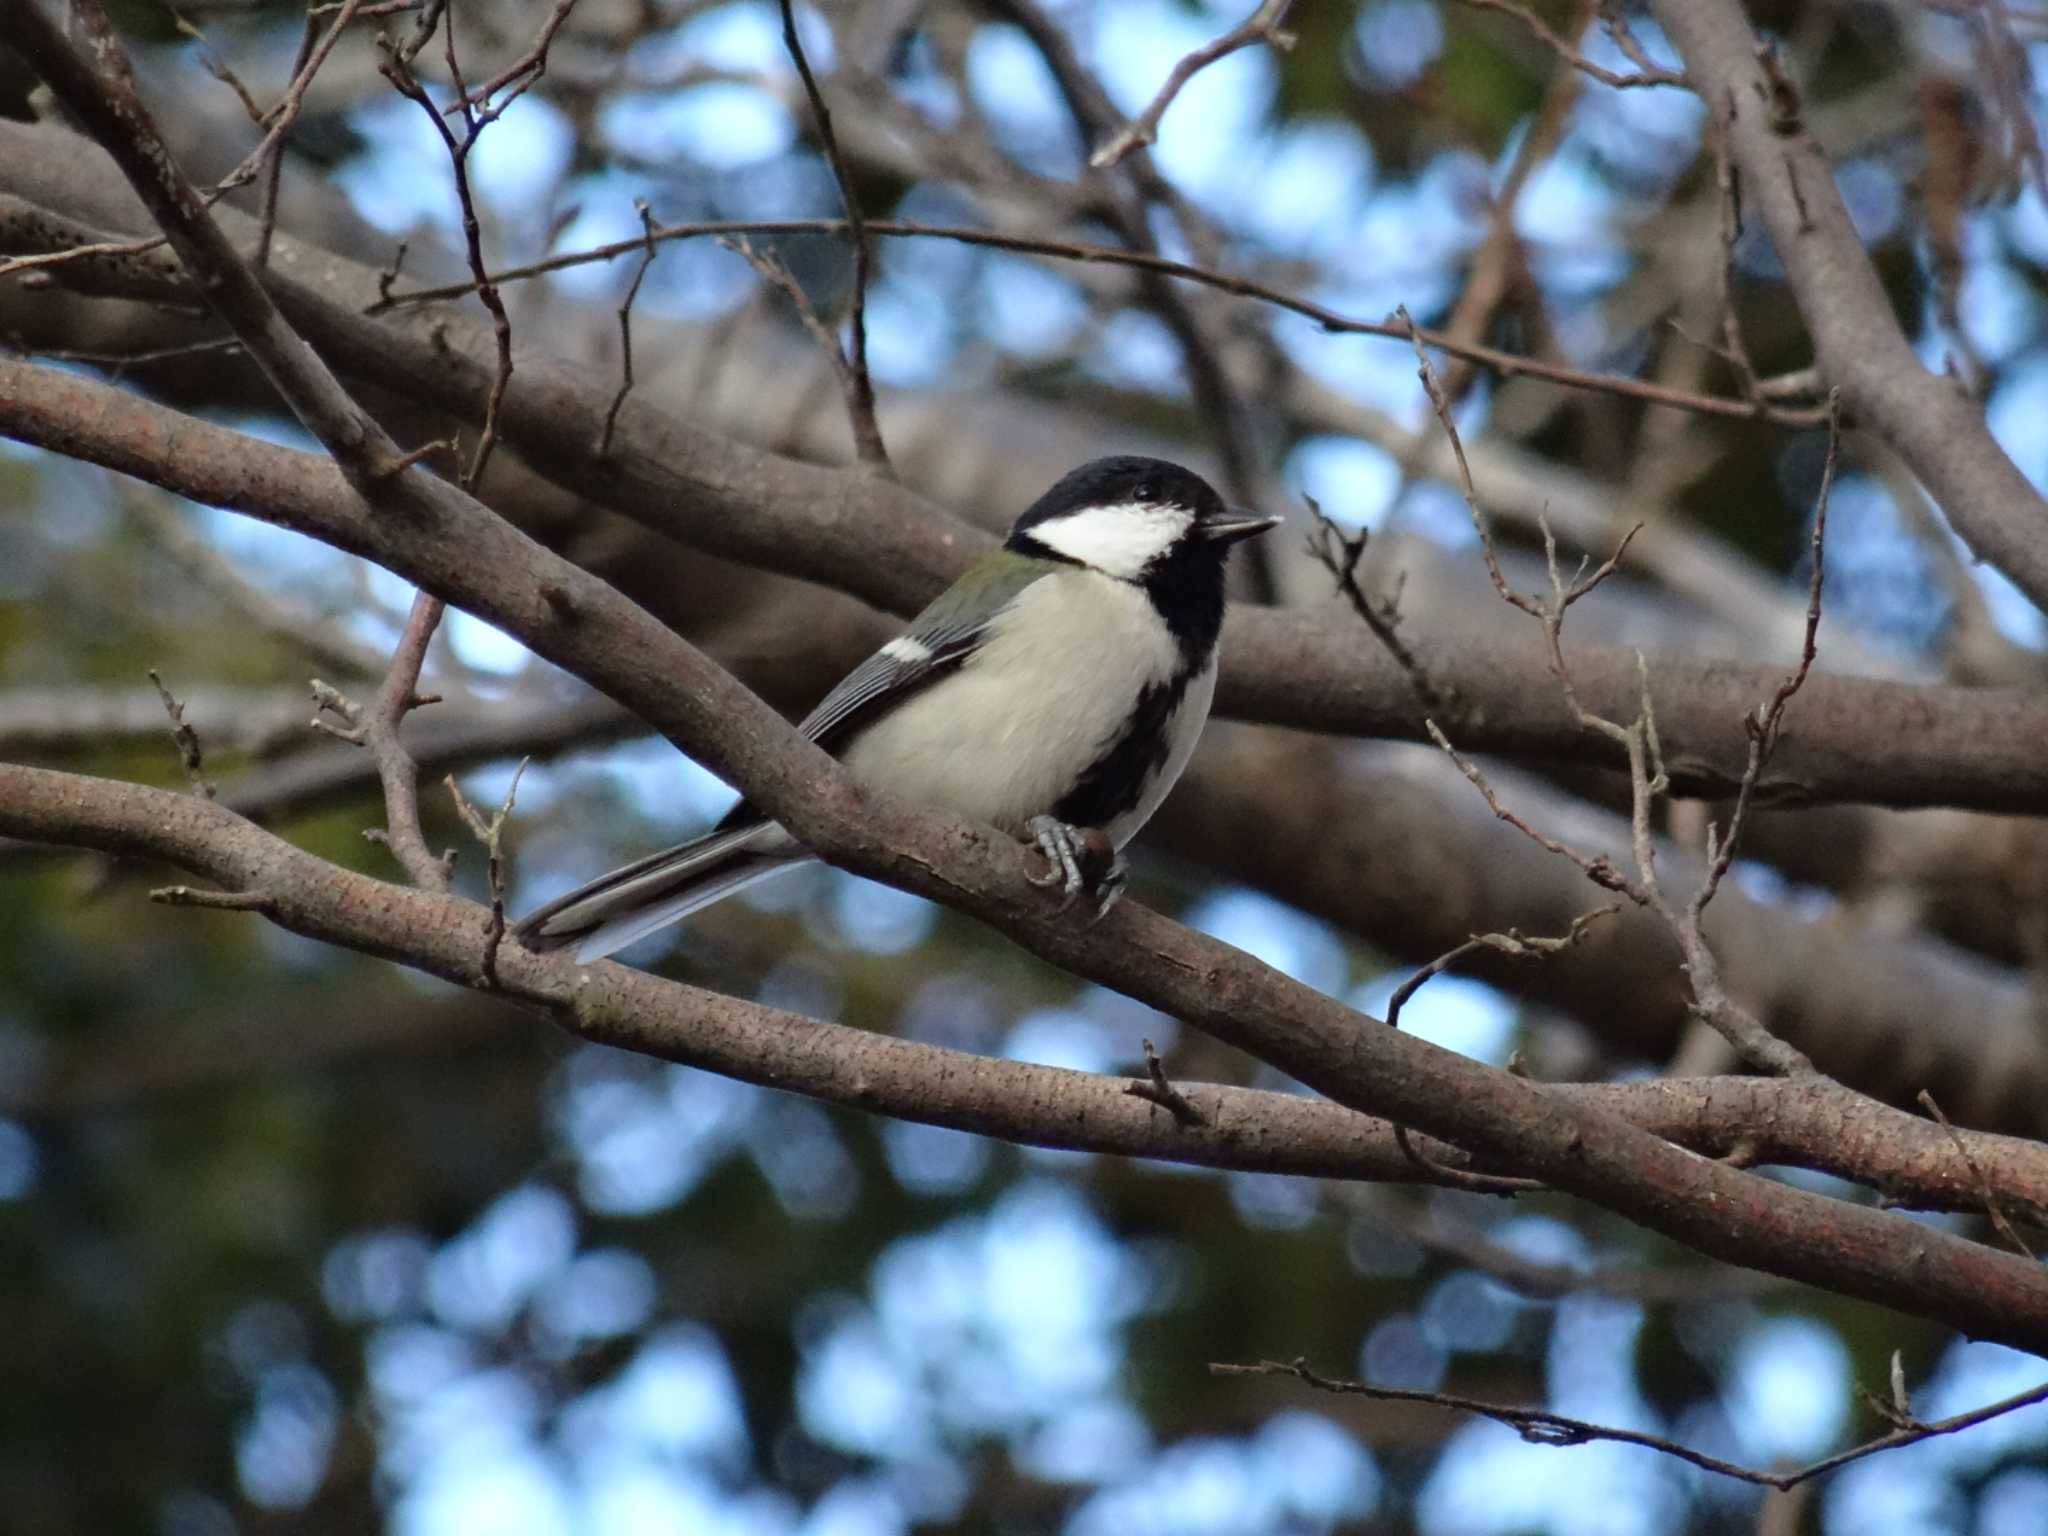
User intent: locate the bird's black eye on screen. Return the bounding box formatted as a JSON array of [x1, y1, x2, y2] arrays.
[[1135, 480, 1160, 503]]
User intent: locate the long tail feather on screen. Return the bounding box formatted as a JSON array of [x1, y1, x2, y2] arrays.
[[512, 823, 805, 962]]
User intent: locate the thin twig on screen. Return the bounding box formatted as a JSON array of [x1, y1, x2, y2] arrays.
[[31, 336, 245, 373], [1692, 391, 1837, 915], [254, 10, 322, 267], [1920, 1089, 2037, 1260], [1379, 911, 1615, 1197], [722, 236, 890, 469], [441, 0, 578, 124], [1304, 497, 1450, 717], [376, 22, 516, 490], [1425, 721, 1647, 903], [596, 198, 659, 456], [1384, 907, 1621, 1035], [1091, 0, 1297, 167], [1703, 91, 1760, 399], [0, 233, 170, 283], [1211, 1357, 2048, 1492], [990, 0, 1275, 595], [1423, 7, 1586, 407], [1408, 318, 1813, 1077], [310, 591, 454, 890], [446, 759, 526, 986], [146, 670, 216, 799], [210, 0, 367, 199], [1123, 1036, 1203, 1126], [149, 884, 271, 911], [776, 0, 890, 474], [1459, 0, 1687, 88], [369, 216, 1835, 426]]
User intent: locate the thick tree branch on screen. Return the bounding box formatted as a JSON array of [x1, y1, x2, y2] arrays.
[[0, 145, 2026, 811], [11, 760, 2048, 1337], [0, 310, 2042, 818], [9, 757, 2042, 1221], [0, 0, 405, 485], [13, 641, 2034, 1136], [2, 361, 2048, 1350], [1650, 0, 2048, 613]]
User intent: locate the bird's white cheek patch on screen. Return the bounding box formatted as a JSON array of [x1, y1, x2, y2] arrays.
[[1027, 503, 1192, 579], [882, 635, 933, 663]]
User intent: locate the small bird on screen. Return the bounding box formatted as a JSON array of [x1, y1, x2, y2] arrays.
[[513, 455, 1277, 962]]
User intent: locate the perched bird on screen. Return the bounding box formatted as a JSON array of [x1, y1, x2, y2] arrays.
[[513, 455, 1277, 961]]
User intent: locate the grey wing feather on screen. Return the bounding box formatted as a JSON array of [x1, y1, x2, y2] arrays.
[[797, 558, 1051, 748], [796, 613, 991, 751]]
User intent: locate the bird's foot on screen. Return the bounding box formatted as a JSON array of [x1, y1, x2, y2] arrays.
[[1024, 816, 1123, 919]]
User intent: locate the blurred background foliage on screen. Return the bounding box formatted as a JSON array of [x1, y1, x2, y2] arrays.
[[4, 0, 2048, 1533]]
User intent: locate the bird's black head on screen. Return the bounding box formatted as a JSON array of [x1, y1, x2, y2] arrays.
[[1008, 456, 1273, 572], [1007, 455, 1278, 659]]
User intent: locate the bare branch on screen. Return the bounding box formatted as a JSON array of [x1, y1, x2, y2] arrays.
[[1091, 0, 1297, 168], [1384, 906, 1622, 1035], [376, 26, 514, 490], [987, 0, 1272, 573], [0, 230, 166, 283], [776, 0, 890, 474], [439, 0, 580, 123], [15, 757, 2048, 1353], [1408, 322, 1812, 1077], [1380, 910, 1616, 1196], [445, 759, 527, 987], [251, 10, 323, 267], [357, 214, 1829, 426], [1123, 1037, 1203, 1127], [1921, 1089, 2037, 1261], [1304, 497, 1451, 717], [32, 726, 2048, 1221], [1458, 0, 1686, 89], [1651, 0, 2048, 614], [146, 670, 215, 799], [1212, 1357, 2048, 1493], [1426, 722, 1646, 904], [1692, 392, 1838, 917], [723, 236, 890, 473], [0, 311, 2036, 821], [211, 0, 368, 201], [310, 592, 454, 891], [0, 0, 405, 485], [596, 198, 658, 457]]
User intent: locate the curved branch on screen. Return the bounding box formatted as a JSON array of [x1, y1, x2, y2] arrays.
[[15, 655, 2036, 1136], [12, 765, 2048, 1343], [0, 278, 2044, 817], [11, 760, 2048, 1228], [1650, 0, 2048, 611], [3, 360, 2048, 1350]]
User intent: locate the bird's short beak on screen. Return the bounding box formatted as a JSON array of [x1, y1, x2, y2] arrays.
[[1196, 510, 1282, 545]]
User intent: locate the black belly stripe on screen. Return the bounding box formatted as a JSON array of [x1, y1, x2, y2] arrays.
[[1052, 672, 1192, 829]]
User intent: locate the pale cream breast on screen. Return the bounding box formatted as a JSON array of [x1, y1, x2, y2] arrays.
[[838, 569, 1191, 836]]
